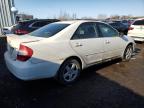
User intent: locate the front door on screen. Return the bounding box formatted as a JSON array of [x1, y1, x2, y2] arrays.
[[97, 22, 124, 59]]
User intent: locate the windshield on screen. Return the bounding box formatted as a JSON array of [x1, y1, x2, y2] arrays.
[[29, 23, 70, 37]]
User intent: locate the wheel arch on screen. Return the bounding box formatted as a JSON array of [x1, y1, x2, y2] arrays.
[[122, 42, 134, 60], [126, 42, 135, 51], [62, 56, 83, 69], [55, 55, 84, 81]]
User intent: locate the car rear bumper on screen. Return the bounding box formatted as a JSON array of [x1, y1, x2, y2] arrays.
[[131, 37, 144, 42], [128, 35, 144, 42], [4, 52, 60, 80]]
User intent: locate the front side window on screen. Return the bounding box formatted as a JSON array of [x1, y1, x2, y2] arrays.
[[98, 23, 118, 37], [72, 22, 98, 39], [133, 20, 144, 25], [29, 23, 69, 37]]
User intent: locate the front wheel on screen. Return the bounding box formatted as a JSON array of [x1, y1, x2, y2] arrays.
[[123, 45, 133, 61], [57, 59, 81, 85]]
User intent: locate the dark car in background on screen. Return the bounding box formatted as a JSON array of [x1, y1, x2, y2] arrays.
[[12, 19, 59, 35], [109, 22, 128, 35]]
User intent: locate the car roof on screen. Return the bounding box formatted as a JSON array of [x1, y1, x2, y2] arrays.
[[135, 18, 144, 21], [18, 19, 59, 23], [113, 20, 121, 22], [55, 20, 103, 24]]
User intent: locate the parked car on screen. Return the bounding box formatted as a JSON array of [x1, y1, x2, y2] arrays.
[[121, 20, 129, 27], [12, 19, 59, 35], [128, 19, 134, 26], [127, 18, 144, 42], [109, 22, 128, 35], [5, 20, 135, 85], [2, 25, 16, 35]]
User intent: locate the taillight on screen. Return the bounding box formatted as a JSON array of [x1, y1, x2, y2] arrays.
[[128, 27, 134, 31], [15, 29, 29, 35], [17, 44, 33, 61]]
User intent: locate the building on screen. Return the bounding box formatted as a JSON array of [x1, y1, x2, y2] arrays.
[[17, 14, 33, 21], [0, 0, 16, 34]]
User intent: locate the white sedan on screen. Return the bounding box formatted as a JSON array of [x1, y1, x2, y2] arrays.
[[4, 20, 135, 85], [2, 24, 16, 35]]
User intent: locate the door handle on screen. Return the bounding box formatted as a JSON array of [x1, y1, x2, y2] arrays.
[[105, 40, 110, 44], [75, 43, 83, 47]]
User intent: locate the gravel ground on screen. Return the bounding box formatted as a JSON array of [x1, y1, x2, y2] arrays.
[[0, 36, 144, 108]]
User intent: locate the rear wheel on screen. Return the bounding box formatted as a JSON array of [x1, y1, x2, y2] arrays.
[[57, 59, 81, 85], [123, 45, 133, 61]]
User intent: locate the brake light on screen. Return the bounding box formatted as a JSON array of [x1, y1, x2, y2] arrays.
[[17, 44, 33, 61], [128, 27, 134, 30], [15, 29, 29, 35]]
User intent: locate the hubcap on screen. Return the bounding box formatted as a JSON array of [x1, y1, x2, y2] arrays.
[[63, 63, 79, 82], [125, 47, 132, 60]]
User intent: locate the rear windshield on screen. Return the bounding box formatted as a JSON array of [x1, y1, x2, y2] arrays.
[[13, 21, 32, 29], [29, 23, 70, 37], [133, 20, 144, 25]]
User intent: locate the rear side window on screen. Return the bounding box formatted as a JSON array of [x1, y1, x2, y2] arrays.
[[72, 22, 99, 39], [29, 23, 69, 37], [98, 23, 118, 37], [133, 20, 144, 25]]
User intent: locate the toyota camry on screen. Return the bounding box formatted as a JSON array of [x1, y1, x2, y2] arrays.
[[5, 20, 135, 85]]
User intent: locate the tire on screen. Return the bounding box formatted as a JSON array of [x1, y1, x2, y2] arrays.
[[123, 45, 133, 62], [57, 59, 81, 85]]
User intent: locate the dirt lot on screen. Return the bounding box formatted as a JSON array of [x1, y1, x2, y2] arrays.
[[0, 37, 144, 108]]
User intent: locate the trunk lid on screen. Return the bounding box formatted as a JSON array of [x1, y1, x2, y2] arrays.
[[6, 34, 43, 60]]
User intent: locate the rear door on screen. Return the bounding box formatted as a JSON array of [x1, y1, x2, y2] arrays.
[[70, 22, 104, 65], [97, 22, 125, 60]]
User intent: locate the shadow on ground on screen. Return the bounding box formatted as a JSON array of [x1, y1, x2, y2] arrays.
[[0, 59, 144, 108]]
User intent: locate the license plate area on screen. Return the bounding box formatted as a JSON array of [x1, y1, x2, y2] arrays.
[[7, 44, 17, 60]]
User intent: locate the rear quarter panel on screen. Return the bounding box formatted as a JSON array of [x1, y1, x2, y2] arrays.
[[24, 39, 83, 67]]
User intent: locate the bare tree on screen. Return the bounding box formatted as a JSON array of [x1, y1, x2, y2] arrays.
[[58, 10, 71, 20], [81, 16, 95, 20], [72, 13, 77, 20], [110, 15, 120, 20], [97, 14, 107, 20]]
